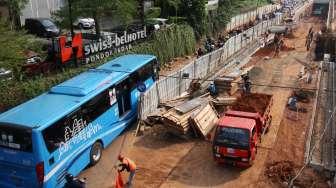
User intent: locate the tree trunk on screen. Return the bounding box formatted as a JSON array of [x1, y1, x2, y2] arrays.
[[8, 4, 15, 30], [13, 10, 21, 29], [7, 6, 21, 30]]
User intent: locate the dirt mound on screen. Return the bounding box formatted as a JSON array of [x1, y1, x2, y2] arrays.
[[249, 66, 263, 79], [231, 93, 272, 114], [265, 161, 295, 184]]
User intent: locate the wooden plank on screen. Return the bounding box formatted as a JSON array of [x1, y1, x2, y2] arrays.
[[212, 97, 237, 105], [189, 103, 219, 138]]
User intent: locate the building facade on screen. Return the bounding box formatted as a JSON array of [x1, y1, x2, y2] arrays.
[[20, 0, 65, 25]]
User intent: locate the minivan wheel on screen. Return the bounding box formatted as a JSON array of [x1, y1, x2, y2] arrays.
[[90, 141, 103, 166], [78, 23, 83, 29]]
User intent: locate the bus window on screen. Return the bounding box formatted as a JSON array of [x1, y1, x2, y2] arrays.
[[138, 63, 153, 82], [0, 125, 32, 152], [82, 90, 111, 122], [129, 72, 140, 89], [116, 79, 131, 116], [42, 108, 83, 153], [108, 88, 117, 105]]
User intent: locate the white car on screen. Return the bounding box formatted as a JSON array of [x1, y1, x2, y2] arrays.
[[74, 18, 95, 29]]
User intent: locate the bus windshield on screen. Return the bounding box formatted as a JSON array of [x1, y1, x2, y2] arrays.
[[0, 125, 32, 152], [215, 127, 250, 149]]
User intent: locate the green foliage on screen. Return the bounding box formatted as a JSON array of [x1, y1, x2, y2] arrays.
[[53, 0, 138, 32], [167, 16, 188, 24], [156, 0, 181, 17], [180, 0, 206, 39], [206, 0, 269, 35], [0, 20, 45, 79], [3, 0, 28, 16], [3, 0, 28, 28], [145, 7, 162, 19], [130, 25, 196, 65]]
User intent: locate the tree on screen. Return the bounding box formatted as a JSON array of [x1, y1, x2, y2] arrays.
[[155, 0, 181, 18], [53, 0, 137, 36], [180, 0, 206, 39], [3, 0, 28, 29]]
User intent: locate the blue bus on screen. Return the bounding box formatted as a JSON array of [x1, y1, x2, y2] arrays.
[[0, 54, 158, 188]]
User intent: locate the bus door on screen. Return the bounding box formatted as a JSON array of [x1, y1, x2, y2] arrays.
[[116, 79, 131, 117]]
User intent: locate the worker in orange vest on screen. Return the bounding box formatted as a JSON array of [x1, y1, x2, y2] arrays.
[[118, 154, 137, 187]]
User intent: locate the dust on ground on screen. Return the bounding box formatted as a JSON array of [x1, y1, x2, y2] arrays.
[[80, 17, 328, 188]]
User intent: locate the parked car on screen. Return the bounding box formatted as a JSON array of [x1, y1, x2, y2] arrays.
[[146, 18, 168, 31], [0, 68, 12, 80], [73, 18, 95, 29], [25, 18, 60, 38]]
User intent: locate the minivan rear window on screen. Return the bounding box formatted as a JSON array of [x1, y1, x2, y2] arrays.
[[0, 125, 32, 152], [41, 19, 55, 28]]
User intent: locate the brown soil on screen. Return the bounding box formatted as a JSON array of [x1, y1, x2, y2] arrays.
[[252, 46, 274, 58], [159, 56, 196, 76], [231, 93, 272, 114], [256, 16, 328, 188], [264, 161, 296, 184], [258, 101, 329, 188]]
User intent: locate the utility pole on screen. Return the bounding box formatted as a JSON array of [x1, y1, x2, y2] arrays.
[[139, 0, 145, 24], [68, 0, 74, 37], [67, 0, 78, 67]]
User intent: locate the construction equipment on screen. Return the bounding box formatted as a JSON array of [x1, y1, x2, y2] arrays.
[[212, 93, 273, 167]]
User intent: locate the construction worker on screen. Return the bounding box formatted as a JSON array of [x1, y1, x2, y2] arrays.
[[208, 82, 217, 96], [287, 96, 298, 111], [305, 27, 314, 51], [241, 72, 251, 94], [118, 154, 137, 187]]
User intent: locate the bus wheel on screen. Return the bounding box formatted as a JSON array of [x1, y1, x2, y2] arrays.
[[90, 141, 103, 166]]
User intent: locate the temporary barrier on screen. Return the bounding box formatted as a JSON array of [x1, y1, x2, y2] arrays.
[[139, 5, 288, 120], [225, 4, 280, 32]]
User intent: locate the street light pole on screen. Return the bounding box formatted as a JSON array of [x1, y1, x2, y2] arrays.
[[67, 0, 78, 67], [68, 0, 74, 37]]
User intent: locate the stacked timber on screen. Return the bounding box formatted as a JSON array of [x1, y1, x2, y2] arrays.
[[214, 76, 241, 95], [150, 95, 236, 137], [161, 98, 207, 134]]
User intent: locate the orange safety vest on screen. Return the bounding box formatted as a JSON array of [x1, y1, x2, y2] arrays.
[[123, 158, 137, 172], [115, 171, 124, 188]]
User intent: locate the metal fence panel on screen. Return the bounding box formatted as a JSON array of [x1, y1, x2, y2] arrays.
[[194, 54, 210, 79], [179, 63, 195, 93], [141, 83, 159, 119], [236, 34, 242, 53], [157, 72, 180, 101], [247, 27, 254, 44], [209, 48, 222, 72]]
